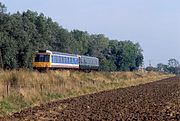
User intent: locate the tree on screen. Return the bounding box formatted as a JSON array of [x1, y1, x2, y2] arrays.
[[0, 3, 7, 68], [0, 33, 4, 68], [0, 2, 7, 13], [1, 35, 18, 68], [157, 63, 168, 72], [115, 41, 143, 71], [168, 59, 179, 74], [168, 58, 179, 68], [71, 30, 90, 54]]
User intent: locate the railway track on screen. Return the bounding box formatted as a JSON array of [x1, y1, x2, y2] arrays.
[[3, 77, 180, 121]]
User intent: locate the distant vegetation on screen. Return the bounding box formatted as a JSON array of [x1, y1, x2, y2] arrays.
[[0, 2, 143, 71], [146, 58, 180, 75]]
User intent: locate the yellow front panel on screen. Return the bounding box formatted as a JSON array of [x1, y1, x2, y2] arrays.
[[33, 62, 51, 68]]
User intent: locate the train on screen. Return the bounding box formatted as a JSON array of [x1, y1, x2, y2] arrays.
[[32, 50, 99, 70]]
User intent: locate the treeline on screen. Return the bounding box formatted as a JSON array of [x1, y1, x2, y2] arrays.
[[146, 58, 180, 75], [0, 3, 143, 71]]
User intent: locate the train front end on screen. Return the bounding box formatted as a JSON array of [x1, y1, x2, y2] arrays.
[[32, 50, 52, 70]]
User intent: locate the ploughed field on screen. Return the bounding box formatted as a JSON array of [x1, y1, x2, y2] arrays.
[[3, 77, 180, 121]]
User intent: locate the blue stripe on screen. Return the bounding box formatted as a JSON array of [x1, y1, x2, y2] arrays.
[[52, 55, 79, 64]]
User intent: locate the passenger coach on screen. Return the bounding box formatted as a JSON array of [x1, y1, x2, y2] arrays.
[[33, 50, 99, 70]]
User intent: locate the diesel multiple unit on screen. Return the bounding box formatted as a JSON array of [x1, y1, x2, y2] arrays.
[[33, 50, 99, 70]]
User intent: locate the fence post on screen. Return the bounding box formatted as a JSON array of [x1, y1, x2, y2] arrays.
[[40, 83, 43, 93], [6, 82, 9, 96]]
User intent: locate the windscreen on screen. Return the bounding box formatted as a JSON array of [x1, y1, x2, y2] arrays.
[[34, 54, 50, 62]]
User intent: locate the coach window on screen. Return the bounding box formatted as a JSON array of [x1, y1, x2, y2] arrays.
[[63, 57, 65, 63], [75, 58, 77, 64], [77, 58, 79, 64], [69, 58, 72, 64], [80, 58, 83, 64], [52, 56, 54, 63], [53, 56, 55, 63], [56, 56, 58, 63], [66, 57, 68, 63], [60, 56, 62, 63], [74, 58, 76, 64], [95, 60, 97, 65], [65, 57, 68, 63], [54, 56, 56, 63], [60, 57, 62, 63], [62, 57, 65, 63], [68, 57, 70, 63], [72, 58, 74, 64], [57, 56, 59, 63], [85, 58, 86, 64], [64, 57, 66, 63], [67, 57, 70, 64], [70, 58, 73, 64], [61, 56, 63, 63], [59, 56, 61, 63], [68, 57, 70, 64]]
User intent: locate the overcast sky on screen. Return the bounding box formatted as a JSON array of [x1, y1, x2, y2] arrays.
[[2, 0, 180, 66]]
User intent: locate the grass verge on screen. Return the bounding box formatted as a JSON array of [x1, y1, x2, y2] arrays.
[[0, 69, 174, 115]]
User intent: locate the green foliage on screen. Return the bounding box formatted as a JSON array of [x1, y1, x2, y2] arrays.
[[71, 30, 90, 54], [112, 40, 143, 71], [0, 95, 30, 114], [0, 2, 144, 71]]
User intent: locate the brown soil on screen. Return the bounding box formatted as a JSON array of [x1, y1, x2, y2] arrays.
[[3, 77, 180, 121]]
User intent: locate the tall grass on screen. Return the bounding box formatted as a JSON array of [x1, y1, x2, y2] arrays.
[[0, 69, 174, 115]]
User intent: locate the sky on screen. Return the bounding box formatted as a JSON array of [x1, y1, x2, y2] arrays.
[[2, 0, 180, 67]]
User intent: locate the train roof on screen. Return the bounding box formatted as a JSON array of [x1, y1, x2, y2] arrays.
[[36, 50, 98, 59], [37, 50, 78, 57], [52, 51, 79, 57], [80, 55, 99, 60]]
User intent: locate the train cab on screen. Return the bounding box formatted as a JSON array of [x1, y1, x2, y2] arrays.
[[32, 50, 52, 69]]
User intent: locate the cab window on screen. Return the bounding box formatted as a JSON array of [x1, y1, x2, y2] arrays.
[[34, 54, 50, 62]]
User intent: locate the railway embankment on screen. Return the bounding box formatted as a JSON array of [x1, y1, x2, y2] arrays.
[[0, 69, 174, 115]]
